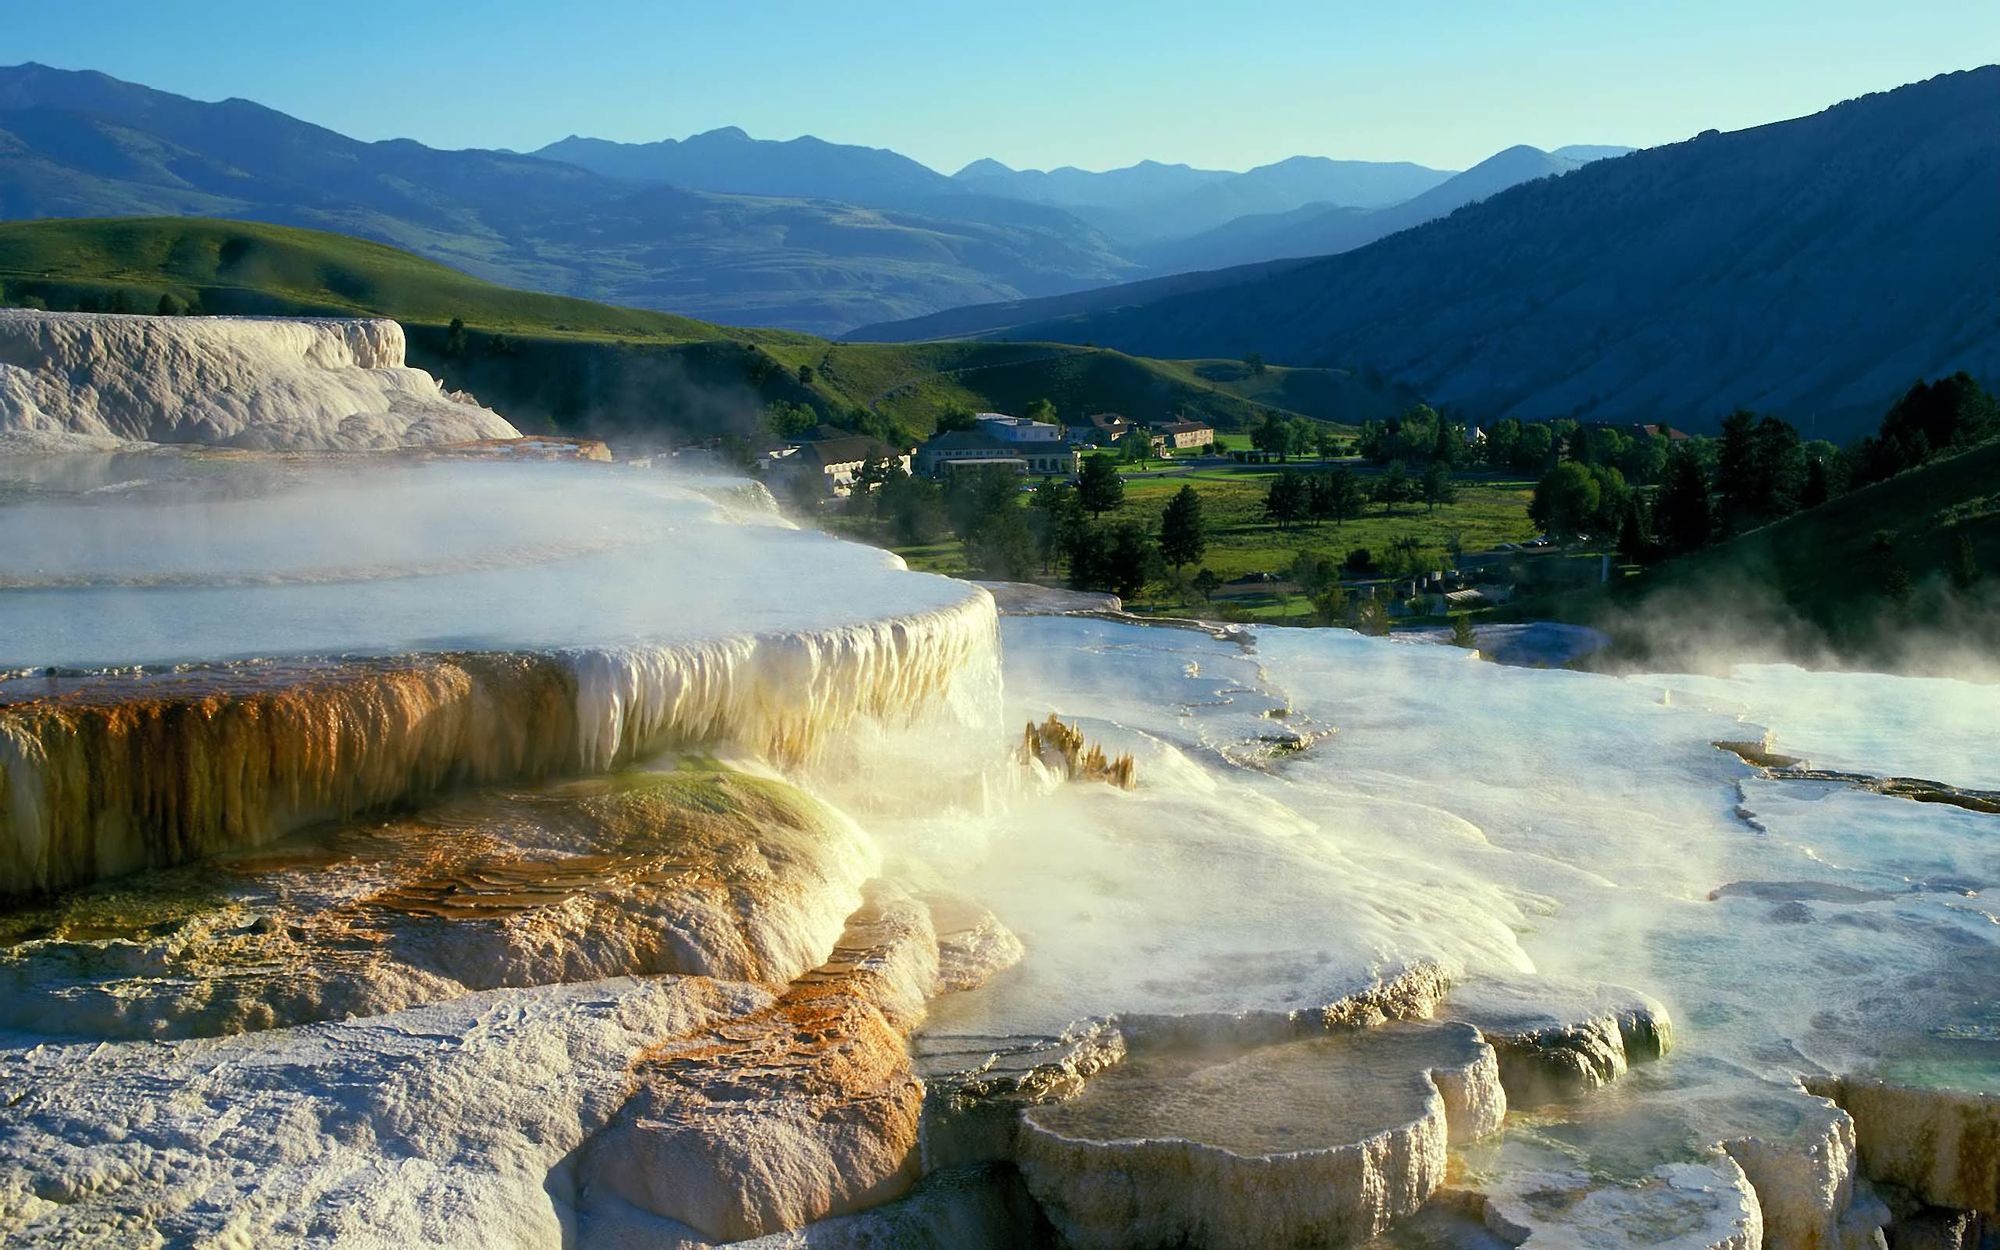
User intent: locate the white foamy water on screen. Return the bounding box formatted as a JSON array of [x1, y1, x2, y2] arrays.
[[904, 617, 2000, 1180]]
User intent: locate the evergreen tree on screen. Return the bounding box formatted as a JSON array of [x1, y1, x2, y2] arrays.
[[1077, 453, 1125, 516], [1158, 485, 1207, 572], [1949, 532, 1982, 594], [1616, 494, 1653, 564], [1191, 568, 1221, 602], [1431, 416, 1459, 466], [1800, 456, 1830, 509], [1421, 461, 1456, 512], [1029, 478, 1082, 573], [1655, 445, 1714, 555], [1103, 523, 1156, 599]]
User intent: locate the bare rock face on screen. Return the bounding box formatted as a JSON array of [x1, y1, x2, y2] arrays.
[[0, 768, 875, 1039], [1015, 1020, 1505, 1250], [1442, 974, 1674, 1106], [578, 882, 1022, 1242], [1806, 1077, 2000, 1216], [1723, 1090, 1892, 1250]]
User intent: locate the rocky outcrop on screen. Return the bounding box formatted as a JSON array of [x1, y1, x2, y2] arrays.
[[0, 311, 520, 449], [0, 975, 761, 1248], [0, 768, 875, 1039], [1725, 1094, 1891, 1250], [1442, 974, 1674, 1106], [578, 881, 1022, 1241], [1806, 1077, 2000, 1216], [1015, 1020, 1505, 1250]]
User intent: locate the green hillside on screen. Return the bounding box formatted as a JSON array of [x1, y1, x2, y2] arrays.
[[0, 217, 745, 342], [0, 216, 1394, 440], [1563, 436, 2000, 661]]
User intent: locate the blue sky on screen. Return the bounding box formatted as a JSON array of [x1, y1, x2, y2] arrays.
[[7, 0, 1993, 172]]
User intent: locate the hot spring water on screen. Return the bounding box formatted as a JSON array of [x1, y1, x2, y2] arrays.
[[2, 441, 1995, 1246]]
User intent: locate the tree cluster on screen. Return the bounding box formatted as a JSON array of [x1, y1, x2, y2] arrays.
[[1264, 467, 1367, 529]]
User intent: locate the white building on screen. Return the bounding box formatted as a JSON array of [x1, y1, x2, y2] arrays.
[[974, 412, 1063, 444]]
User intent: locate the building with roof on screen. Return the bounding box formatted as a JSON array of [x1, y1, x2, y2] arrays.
[[1158, 418, 1216, 451], [974, 411, 1065, 444], [763, 433, 910, 496], [916, 428, 1077, 477], [1076, 412, 1133, 445]]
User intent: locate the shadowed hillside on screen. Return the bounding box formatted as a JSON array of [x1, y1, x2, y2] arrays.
[[868, 70, 2000, 441]]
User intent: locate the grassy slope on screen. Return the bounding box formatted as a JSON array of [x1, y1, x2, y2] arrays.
[[0, 217, 752, 342], [1552, 437, 2000, 653], [0, 216, 1395, 439]]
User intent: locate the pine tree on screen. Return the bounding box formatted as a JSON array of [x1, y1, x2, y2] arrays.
[[1655, 446, 1713, 555], [1421, 461, 1456, 512], [1158, 485, 1207, 573], [1949, 532, 1982, 594], [1800, 456, 1830, 509], [1077, 453, 1125, 516], [1617, 494, 1652, 564]]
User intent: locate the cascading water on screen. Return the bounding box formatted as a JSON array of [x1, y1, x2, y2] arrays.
[[0, 456, 1002, 897]]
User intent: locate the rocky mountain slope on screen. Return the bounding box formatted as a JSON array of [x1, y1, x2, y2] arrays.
[[872, 69, 2000, 439]]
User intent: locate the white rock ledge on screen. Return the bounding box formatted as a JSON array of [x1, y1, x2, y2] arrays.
[[1015, 1019, 1505, 1250], [0, 310, 519, 449]]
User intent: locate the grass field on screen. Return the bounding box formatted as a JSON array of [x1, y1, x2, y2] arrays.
[[890, 463, 1540, 617]]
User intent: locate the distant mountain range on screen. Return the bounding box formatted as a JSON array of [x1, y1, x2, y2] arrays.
[[0, 64, 1133, 333], [0, 62, 1629, 333], [1134, 144, 1608, 273], [950, 154, 1460, 243], [857, 69, 2000, 441]]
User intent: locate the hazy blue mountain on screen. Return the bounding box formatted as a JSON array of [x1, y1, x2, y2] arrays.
[[950, 151, 1454, 244], [860, 70, 2000, 440], [534, 128, 955, 205], [0, 63, 1133, 332], [1136, 144, 1585, 273], [950, 157, 1232, 213]]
